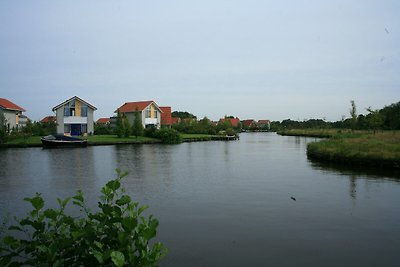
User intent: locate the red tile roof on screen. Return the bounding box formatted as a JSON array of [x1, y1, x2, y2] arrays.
[[160, 106, 172, 125], [115, 101, 156, 113], [0, 98, 26, 112], [243, 119, 256, 127], [257, 120, 271, 125], [96, 118, 110, 124], [40, 116, 56, 123], [219, 118, 240, 127]]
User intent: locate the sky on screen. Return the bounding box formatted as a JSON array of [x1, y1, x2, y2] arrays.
[[1, 0, 399, 122]]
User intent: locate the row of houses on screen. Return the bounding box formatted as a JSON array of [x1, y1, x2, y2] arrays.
[[1, 96, 173, 136], [1, 96, 270, 136]]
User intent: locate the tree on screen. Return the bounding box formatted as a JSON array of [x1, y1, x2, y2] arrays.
[[132, 109, 144, 137], [0, 113, 7, 144], [366, 107, 384, 134], [349, 100, 358, 131], [115, 112, 131, 138]]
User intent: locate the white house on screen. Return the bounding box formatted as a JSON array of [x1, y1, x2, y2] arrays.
[[53, 96, 97, 136]]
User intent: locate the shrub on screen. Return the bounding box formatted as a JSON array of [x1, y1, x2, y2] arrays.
[[153, 128, 182, 144], [0, 170, 167, 266]]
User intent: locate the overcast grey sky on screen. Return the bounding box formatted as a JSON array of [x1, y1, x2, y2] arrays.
[[1, 0, 399, 121]]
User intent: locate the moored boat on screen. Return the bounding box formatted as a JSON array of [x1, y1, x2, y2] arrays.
[[41, 134, 87, 148]]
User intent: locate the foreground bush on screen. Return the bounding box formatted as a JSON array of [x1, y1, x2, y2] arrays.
[[0, 170, 167, 266]]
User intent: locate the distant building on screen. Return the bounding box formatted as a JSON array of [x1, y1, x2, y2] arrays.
[[0, 98, 26, 132], [96, 118, 110, 125], [40, 116, 56, 124], [218, 117, 241, 128], [52, 96, 97, 136], [115, 100, 164, 129], [242, 119, 258, 129], [257, 120, 271, 130]]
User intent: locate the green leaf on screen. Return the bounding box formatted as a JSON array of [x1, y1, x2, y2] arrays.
[[44, 209, 58, 220], [8, 225, 23, 232], [137, 205, 148, 215], [106, 180, 121, 191], [122, 217, 138, 232], [111, 251, 125, 267], [116, 195, 131, 206], [72, 190, 84, 202], [91, 250, 104, 264], [24, 193, 44, 210]]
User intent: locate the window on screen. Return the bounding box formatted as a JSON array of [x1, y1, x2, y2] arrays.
[[81, 124, 87, 133], [81, 106, 88, 117], [154, 110, 158, 118], [64, 107, 69, 116], [145, 107, 151, 118], [64, 124, 71, 133]]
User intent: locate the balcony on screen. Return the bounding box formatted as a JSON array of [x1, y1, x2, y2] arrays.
[[64, 116, 87, 124]]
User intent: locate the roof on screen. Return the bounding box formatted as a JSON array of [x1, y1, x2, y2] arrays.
[[96, 118, 110, 124], [41, 116, 56, 123], [219, 118, 240, 127], [258, 120, 271, 124], [160, 106, 172, 125], [52, 96, 97, 111], [115, 100, 163, 113], [243, 119, 256, 127], [0, 98, 26, 112]]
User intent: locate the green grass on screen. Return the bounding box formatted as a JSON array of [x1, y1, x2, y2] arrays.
[[307, 131, 400, 168], [3, 136, 42, 147], [180, 134, 215, 139], [277, 128, 361, 138], [85, 135, 160, 145]]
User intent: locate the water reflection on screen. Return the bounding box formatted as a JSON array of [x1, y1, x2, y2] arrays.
[[1, 134, 400, 267]]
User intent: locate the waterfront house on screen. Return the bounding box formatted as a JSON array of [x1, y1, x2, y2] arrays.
[[96, 118, 110, 125], [52, 96, 97, 136], [115, 100, 164, 129], [0, 98, 26, 132], [257, 120, 271, 130], [242, 119, 258, 130], [218, 117, 241, 128]]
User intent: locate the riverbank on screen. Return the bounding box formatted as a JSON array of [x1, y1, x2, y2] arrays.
[[278, 129, 400, 169], [0, 134, 237, 148]]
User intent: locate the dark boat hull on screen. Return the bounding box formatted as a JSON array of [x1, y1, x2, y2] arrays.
[[41, 135, 87, 148]]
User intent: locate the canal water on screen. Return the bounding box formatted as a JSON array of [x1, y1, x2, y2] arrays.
[[1, 133, 399, 266]]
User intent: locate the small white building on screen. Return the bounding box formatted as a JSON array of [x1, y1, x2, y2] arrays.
[[53, 96, 97, 136], [0, 98, 26, 132]]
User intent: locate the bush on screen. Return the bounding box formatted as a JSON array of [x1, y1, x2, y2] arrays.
[[153, 128, 182, 144], [0, 170, 167, 266]]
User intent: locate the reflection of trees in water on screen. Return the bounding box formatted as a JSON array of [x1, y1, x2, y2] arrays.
[[350, 175, 357, 199], [309, 160, 400, 199]]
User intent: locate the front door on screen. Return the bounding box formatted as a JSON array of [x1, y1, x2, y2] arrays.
[[71, 124, 81, 136]]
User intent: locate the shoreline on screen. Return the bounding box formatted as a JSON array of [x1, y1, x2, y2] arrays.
[[278, 129, 400, 170], [0, 134, 239, 148]]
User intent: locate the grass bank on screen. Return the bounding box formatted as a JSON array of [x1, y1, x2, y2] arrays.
[[282, 129, 400, 169], [1, 133, 230, 148], [85, 135, 160, 145], [277, 128, 362, 138], [0, 135, 160, 148]]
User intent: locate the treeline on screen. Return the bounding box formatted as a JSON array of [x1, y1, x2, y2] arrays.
[[271, 101, 400, 131], [172, 117, 238, 136]]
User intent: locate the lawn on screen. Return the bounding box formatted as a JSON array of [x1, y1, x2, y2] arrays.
[[85, 135, 160, 145]]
